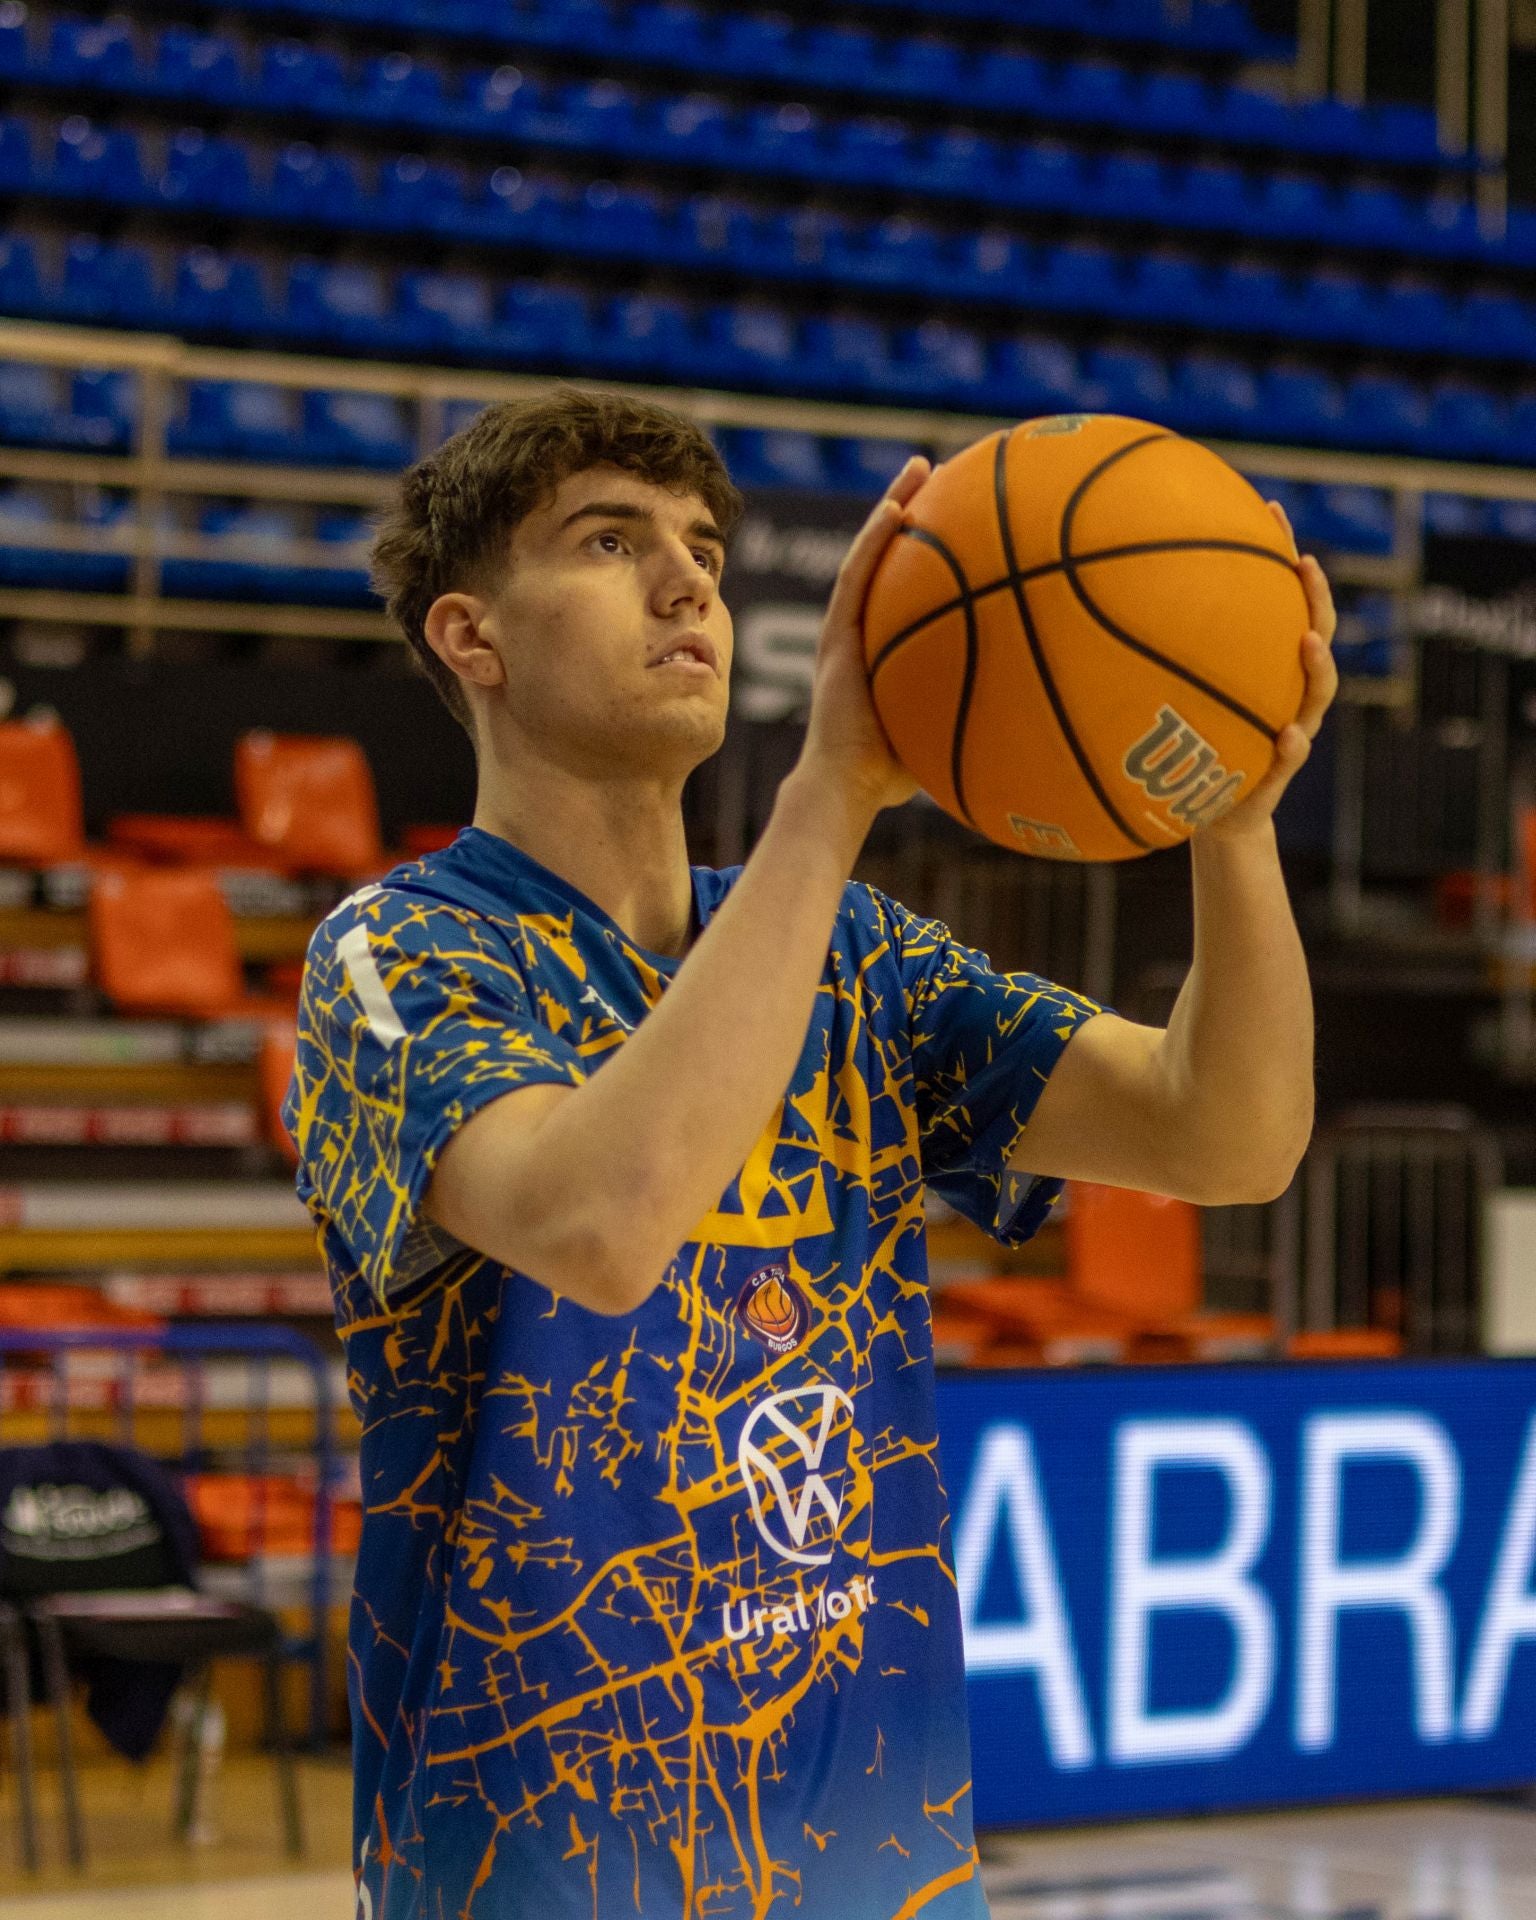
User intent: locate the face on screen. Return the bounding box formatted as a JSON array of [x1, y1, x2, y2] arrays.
[[441, 464, 734, 784]]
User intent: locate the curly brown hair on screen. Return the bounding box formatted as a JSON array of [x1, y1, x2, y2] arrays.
[[371, 387, 745, 738]]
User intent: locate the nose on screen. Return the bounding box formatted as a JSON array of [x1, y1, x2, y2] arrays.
[[651, 536, 716, 620]]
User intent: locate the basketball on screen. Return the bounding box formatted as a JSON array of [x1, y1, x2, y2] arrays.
[[862, 415, 1311, 862]]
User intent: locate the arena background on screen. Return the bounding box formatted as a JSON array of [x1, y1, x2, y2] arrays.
[[1, 2, 1536, 1916]]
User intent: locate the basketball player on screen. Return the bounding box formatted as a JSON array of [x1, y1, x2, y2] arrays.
[[288, 389, 1336, 1920]]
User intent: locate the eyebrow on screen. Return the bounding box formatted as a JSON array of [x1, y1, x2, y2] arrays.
[[558, 500, 727, 551]]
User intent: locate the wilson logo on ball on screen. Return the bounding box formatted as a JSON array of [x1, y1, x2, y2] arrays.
[[1124, 707, 1246, 830], [735, 1264, 810, 1356]]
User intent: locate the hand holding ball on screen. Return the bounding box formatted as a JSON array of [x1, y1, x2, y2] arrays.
[[860, 415, 1310, 861]]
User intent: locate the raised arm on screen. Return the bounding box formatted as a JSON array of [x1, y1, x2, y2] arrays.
[[424, 462, 930, 1314], [1014, 513, 1338, 1207]]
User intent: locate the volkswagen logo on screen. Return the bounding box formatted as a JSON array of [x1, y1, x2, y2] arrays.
[[736, 1385, 855, 1567]]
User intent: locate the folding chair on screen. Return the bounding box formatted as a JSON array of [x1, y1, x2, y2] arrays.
[[0, 1439, 302, 1870], [0, 714, 85, 866], [234, 731, 384, 878], [88, 865, 245, 1018]]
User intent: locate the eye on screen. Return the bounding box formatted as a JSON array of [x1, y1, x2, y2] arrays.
[[588, 528, 628, 556], [693, 547, 722, 576]]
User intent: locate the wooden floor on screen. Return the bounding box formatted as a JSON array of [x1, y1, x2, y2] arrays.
[[1, 1757, 1534, 1918]]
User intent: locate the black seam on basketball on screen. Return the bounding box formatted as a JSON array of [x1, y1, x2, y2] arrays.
[[869, 538, 1294, 678], [1060, 433, 1286, 742], [992, 430, 1151, 853], [898, 526, 980, 828]]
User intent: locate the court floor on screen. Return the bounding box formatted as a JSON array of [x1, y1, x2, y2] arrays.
[[1, 1774, 1533, 1918]]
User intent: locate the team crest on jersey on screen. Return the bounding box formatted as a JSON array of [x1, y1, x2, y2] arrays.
[[734, 1263, 810, 1355]]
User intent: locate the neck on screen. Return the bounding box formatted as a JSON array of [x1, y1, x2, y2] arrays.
[[472, 753, 696, 959]]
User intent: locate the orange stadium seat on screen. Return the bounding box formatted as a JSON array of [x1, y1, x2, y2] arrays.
[[88, 865, 247, 1018], [1287, 1328, 1406, 1360], [0, 713, 86, 866], [106, 813, 291, 871], [234, 730, 384, 878], [1065, 1181, 1202, 1320]]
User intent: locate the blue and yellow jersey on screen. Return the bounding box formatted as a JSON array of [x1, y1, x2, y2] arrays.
[[287, 826, 1102, 1920]]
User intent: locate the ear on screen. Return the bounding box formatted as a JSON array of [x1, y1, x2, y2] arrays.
[[424, 592, 505, 693]]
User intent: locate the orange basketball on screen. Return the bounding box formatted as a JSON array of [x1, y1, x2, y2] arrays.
[[862, 415, 1310, 862], [752, 1278, 799, 1339]]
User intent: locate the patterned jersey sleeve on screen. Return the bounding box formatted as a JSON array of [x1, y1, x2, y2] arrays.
[[285, 886, 588, 1305], [878, 889, 1108, 1246]]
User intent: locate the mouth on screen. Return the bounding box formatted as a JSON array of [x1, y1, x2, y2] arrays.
[[648, 634, 719, 677]]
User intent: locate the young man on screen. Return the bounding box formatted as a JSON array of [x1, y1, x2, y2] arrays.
[[289, 388, 1336, 1920]]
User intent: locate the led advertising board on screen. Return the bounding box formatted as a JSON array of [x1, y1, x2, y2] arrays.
[[936, 1362, 1536, 1825]]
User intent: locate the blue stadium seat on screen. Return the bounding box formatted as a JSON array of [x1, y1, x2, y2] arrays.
[[171, 248, 271, 334], [652, 92, 736, 165], [169, 380, 297, 461], [1310, 485, 1396, 555], [1126, 250, 1210, 324], [1302, 266, 1379, 343], [875, 32, 966, 104], [1376, 277, 1456, 354], [270, 143, 363, 221], [551, 78, 642, 152], [1095, 149, 1172, 220], [677, 194, 760, 268], [825, 117, 913, 187], [1343, 370, 1432, 450], [1338, 178, 1422, 249], [696, 302, 798, 384], [740, 101, 825, 174], [1259, 363, 1351, 444], [1036, 240, 1127, 315], [166, 504, 360, 606], [473, 168, 571, 245], [1425, 377, 1509, 460], [988, 333, 1086, 416], [719, 427, 830, 491], [52, 118, 147, 201], [1423, 491, 1489, 539], [971, 49, 1049, 113], [798, 313, 895, 396], [1134, 68, 1213, 137], [625, 3, 713, 68], [0, 5, 27, 73], [713, 13, 796, 84], [283, 258, 391, 347], [396, 271, 493, 353], [0, 363, 65, 446], [1057, 58, 1138, 127], [1457, 288, 1536, 362], [154, 26, 243, 98], [1083, 344, 1174, 416], [376, 153, 465, 230], [70, 369, 138, 451], [801, 24, 879, 85], [1361, 101, 1441, 166], [824, 437, 924, 493], [58, 237, 156, 325], [575, 180, 667, 257], [1252, 169, 1335, 238], [157, 128, 254, 212], [949, 229, 1032, 302], [1169, 351, 1263, 432], [1006, 140, 1089, 212], [464, 63, 549, 126], [358, 51, 446, 119], [910, 126, 997, 196], [892, 318, 988, 401], [1216, 259, 1300, 332], [1332, 592, 1396, 678], [594, 293, 695, 378], [1209, 81, 1295, 148], [494, 280, 596, 361], [0, 235, 43, 315], [0, 117, 31, 191], [1491, 497, 1536, 542], [0, 484, 129, 592], [1509, 390, 1536, 463], [301, 390, 413, 468], [833, 215, 944, 292], [47, 15, 137, 86], [1174, 157, 1252, 228], [258, 39, 347, 110]]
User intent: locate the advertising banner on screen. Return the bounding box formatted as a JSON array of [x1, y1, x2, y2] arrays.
[[936, 1362, 1536, 1825]]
